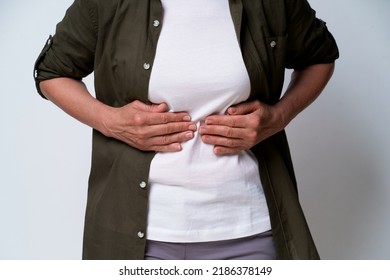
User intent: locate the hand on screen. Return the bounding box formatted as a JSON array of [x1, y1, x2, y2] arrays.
[[103, 100, 196, 152], [199, 100, 285, 155]]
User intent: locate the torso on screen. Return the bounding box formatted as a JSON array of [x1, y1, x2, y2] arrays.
[[147, 0, 271, 242]]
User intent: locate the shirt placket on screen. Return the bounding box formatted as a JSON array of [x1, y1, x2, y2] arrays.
[[135, 0, 164, 255]]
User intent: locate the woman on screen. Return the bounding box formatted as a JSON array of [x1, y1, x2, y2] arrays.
[[34, 0, 338, 260]]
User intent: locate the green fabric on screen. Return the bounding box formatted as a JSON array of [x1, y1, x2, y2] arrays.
[[34, 0, 339, 260]]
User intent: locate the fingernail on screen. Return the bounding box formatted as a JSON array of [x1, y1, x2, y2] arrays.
[[183, 115, 191, 121], [189, 124, 197, 130], [173, 143, 182, 151], [205, 119, 212, 125], [228, 107, 236, 114], [185, 132, 194, 139], [199, 127, 205, 134]]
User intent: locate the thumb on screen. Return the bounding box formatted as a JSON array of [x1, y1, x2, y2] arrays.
[[132, 100, 169, 113], [148, 102, 169, 113], [227, 100, 262, 115]]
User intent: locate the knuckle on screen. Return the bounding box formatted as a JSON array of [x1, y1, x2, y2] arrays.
[[137, 129, 148, 139], [243, 131, 258, 148], [247, 129, 258, 141], [226, 127, 234, 138], [161, 114, 169, 124], [131, 100, 144, 110], [220, 126, 229, 136], [230, 118, 238, 128], [226, 138, 235, 147], [133, 113, 145, 126], [132, 100, 141, 106], [160, 135, 170, 145], [253, 100, 261, 107], [248, 117, 261, 128], [163, 124, 173, 135]]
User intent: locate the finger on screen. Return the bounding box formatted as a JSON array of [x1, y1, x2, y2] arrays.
[[134, 142, 183, 153], [200, 134, 243, 148], [131, 111, 192, 126], [143, 111, 192, 125], [204, 114, 247, 128], [152, 143, 183, 153], [227, 100, 261, 115], [148, 102, 169, 113], [149, 130, 195, 146], [213, 146, 242, 156], [130, 101, 192, 125], [142, 122, 197, 138], [131, 100, 169, 113], [199, 124, 245, 139], [123, 130, 194, 152]]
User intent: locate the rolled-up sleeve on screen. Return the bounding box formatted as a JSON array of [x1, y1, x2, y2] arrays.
[[33, 0, 97, 98], [285, 0, 339, 69]]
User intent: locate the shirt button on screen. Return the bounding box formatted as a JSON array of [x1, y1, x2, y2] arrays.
[[137, 231, 145, 239], [143, 63, 151, 70], [270, 41, 277, 48], [153, 20, 160, 27], [139, 181, 147, 189]]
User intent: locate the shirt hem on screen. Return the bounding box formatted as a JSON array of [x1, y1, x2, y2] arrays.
[[146, 220, 271, 243]]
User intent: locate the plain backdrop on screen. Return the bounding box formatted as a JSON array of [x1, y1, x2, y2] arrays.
[[0, 0, 389, 259]]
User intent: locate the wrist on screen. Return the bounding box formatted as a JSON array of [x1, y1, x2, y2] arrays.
[[93, 102, 118, 137], [271, 102, 291, 131]]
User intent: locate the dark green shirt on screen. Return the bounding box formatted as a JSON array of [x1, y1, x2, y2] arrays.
[[34, 0, 339, 259]]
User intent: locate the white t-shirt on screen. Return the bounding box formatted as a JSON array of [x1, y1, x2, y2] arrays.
[[147, 0, 271, 242]]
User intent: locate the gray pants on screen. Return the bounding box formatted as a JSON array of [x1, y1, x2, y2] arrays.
[[144, 230, 276, 260]]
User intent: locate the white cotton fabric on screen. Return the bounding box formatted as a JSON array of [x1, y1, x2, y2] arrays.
[[147, 0, 271, 242]]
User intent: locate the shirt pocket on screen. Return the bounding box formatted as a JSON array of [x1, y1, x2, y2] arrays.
[[261, 35, 287, 72], [252, 35, 287, 103]]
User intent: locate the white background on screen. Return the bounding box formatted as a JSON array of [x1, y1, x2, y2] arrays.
[[0, 0, 389, 259]]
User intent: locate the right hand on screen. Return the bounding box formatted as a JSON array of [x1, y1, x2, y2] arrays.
[[103, 100, 196, 152]]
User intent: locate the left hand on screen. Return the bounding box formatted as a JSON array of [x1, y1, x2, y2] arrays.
[[199, 100, 286, 155]]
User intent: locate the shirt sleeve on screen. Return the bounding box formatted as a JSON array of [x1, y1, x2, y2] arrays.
[[33, 0, 98, 98], [285, 0, 339, 69]]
